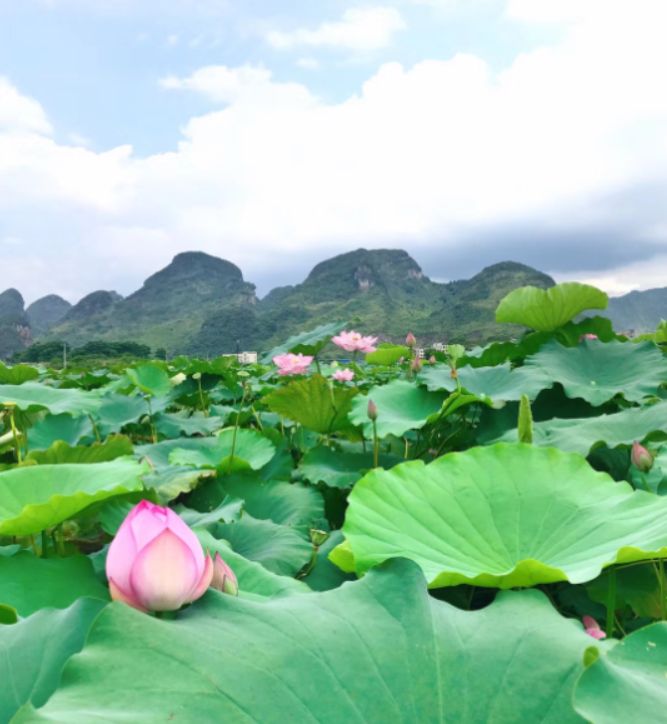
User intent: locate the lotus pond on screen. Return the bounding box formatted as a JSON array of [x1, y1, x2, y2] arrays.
[[2, 282, 667, 722]]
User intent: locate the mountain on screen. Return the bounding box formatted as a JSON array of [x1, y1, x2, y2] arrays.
[[190, 251, 555, 354], [47, 252, 256, 353], [605, 288, 667, 334], [26, 294, 72, 336], [0, 288, 31, 359]]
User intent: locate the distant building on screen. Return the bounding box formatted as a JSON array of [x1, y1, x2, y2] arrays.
[[237, 351, 258, 364], [432, 343, 446, 352], [414, 347, 426, 359]]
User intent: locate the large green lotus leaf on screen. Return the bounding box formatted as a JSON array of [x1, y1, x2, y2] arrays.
[[94, 394, 147, 433], [27, 414, 93, 451], [524, 339, 667, 406], [24, 435, 133, 465], [299, 444, 400, 488], [16, 561, 593, 723], [264, 320, 347, 360], [496, 282, 608, 331], [0, 362, 39, 385], [574, 622, 667, 723], [0, 459, 147, 536], [420, 362, 549, 402], [0, 383, 100, 416], [0, 553, 108, 616], [153, 411, 225, 438], [365, 343, 410, 366], [0, 598, 106, 723], [349, 379, 445, 438], [495, 400, 667, 455], [263, 374, 358, 434], [216, 475, 324, 529], [125, 363, 171, 397], [331, 443, 667, 588], [211, 515, 312, 577], [196, 530, 308, 599], [168, 428, 276, 472]]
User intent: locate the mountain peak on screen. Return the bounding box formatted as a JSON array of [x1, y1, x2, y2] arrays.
[[141, 252, 245, 290], [26, 294, 72, 335]]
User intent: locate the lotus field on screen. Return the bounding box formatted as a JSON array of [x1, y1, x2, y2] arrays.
[[3, 282, 667, 722]]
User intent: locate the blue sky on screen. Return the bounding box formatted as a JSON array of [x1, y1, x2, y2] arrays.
[[1, 1, 666, 302]]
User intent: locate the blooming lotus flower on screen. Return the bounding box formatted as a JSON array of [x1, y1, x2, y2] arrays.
[[332, 368, 355, 382], [582, 615, 606, 640], [210, 553, 238, 596], [272, 353, 313, 376], [332, 330, 378, 354], [106, 500, 213, 613], [631, 440, 653, 472]]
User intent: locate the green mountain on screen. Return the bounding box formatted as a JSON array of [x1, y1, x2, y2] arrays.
[[47, 252, 256, 353], [190, 250, 555, 354], [605, 288, 667, 334], [26, 294, 72, 336], [0, 288, 31, 359]]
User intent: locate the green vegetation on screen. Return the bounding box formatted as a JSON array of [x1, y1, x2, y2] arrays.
[[1, 282, 667, 718]]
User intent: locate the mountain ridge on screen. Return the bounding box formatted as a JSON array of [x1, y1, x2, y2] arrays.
[[2, 249, 665, 359]]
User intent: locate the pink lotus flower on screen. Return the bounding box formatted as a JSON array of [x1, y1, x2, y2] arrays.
[[211, 553, 238, 596], [332, 330, 378, 354], [332, 368, 355, 382], [106, 500, 213, 612], [582, 615, 606, 640], [580, 333, 598, 342], [272, 353, 313, 376]]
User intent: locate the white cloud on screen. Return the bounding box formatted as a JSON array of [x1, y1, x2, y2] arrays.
[[0, 77, 52, 135], [296, 57, 321, 71], [3, 0, 667, 301], [266, 7, 406, 52]]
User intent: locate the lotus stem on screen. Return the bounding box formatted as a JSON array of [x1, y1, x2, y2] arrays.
[[606, 568, 616, 638]]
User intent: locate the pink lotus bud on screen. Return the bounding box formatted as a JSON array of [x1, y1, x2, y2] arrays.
[[428, 355, 437, 365], [367, 399, 378, 421], [631, 441, 653, 472], [210, 553, 238, 596], [406, 332, 416, 348], [106, 500, 213, 613], [579, 333, 598, 342], [411, 357, 422, 373], [582, 615, 606, 640]]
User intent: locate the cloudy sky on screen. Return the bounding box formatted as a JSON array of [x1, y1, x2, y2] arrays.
[[1, 0, 666, 303]]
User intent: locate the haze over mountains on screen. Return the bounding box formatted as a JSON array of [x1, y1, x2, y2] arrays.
[[1, 249, 665, 359]]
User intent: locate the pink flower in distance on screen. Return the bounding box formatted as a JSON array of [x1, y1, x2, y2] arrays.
[[332, 330, 378, 354], [211, 553, 238, 596], [106, 500, 213, 613], [332, 368, 355, 382], [272, 353, 313, 376], [582, 615, 606, 640], [579, 333, 598, 342]]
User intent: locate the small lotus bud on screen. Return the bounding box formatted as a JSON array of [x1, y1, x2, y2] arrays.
[[61, 520, 80, 540], [411, 357, 422, 373], [367, 399, 378, 421], [428, 355, 436, 365], [579, 333, 598, 342], [631, 441, 653, 472], [406, 332, 416, 347], [310, 529, 329, 547], [210, 553, 238, 596], [170, 372, 187, 386], [192, 372, 202, 381], [582, 615, 606, 640]]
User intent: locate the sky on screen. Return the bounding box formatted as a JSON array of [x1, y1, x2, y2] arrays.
[[1, 0, 666, 303]]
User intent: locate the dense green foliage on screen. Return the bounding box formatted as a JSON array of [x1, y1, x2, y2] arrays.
[[2, 281, 667, 720]]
